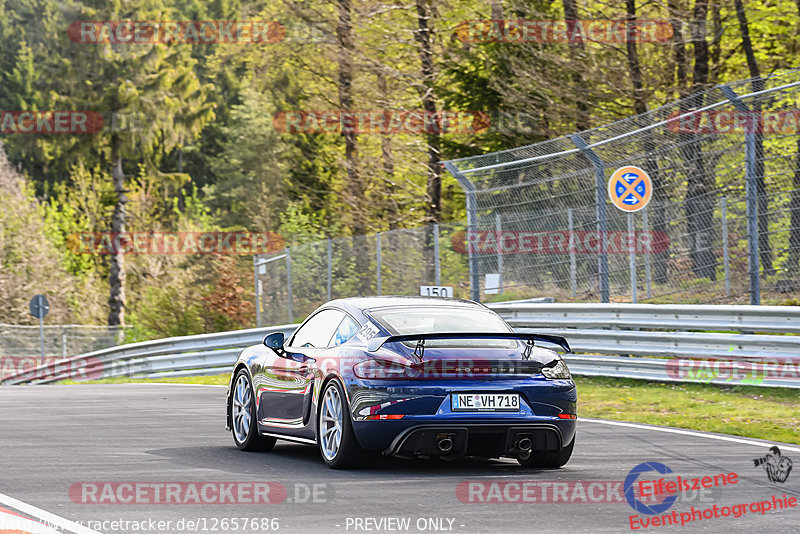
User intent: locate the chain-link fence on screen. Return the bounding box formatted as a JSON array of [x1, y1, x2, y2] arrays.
[[445, 70, 800, 305], [0, 324, 124, 378], [253, 223, 475, 326], [255, 71, 800, 319]]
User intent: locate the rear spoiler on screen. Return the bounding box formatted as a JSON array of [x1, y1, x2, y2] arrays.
[[366, 332, 571, 354]]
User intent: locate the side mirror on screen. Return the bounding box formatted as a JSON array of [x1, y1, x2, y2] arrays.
[[263, 332, 285, 352]]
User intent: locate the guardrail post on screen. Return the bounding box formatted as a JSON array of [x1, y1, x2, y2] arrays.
[[327, 238, 333, 301], [286, 247, 293, 323], [495, 213, 503, 293], [628, 212, 637, 303], [721, 197, 731, 296], [62, 331, 67, 358], [642, 207, 653, 299], [376, 232, 382, 296], [253, 255, 261, 327], [721, 85, 760, 304], [568, 208, 576, 297], [433, 223, 441, 285], [445, 161, 480, 302], [570, 134, 609, 303]]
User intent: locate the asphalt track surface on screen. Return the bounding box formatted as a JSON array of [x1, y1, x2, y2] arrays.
[[1, 385, 798, 534]]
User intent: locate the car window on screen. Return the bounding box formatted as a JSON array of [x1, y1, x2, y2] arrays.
[[331, 315, 359, 347], [369, 306, 515, 348], [289, 309, 345, 348]]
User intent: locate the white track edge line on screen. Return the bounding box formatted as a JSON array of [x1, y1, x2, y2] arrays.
[[580, 417, 800, 453], [0, 492, 102, 534]]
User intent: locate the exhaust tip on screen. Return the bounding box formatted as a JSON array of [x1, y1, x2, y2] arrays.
[[437, 437, 454, 453], [517, 437, 533, 452]]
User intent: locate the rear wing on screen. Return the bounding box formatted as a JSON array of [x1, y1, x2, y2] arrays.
[[366, 332, 571, 354]]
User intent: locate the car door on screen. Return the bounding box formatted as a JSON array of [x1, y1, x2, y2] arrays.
[[258, 308, 345, 428]]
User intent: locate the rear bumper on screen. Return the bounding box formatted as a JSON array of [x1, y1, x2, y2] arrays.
[[384, 422, 565, 458], [346, 376, 577, 454]]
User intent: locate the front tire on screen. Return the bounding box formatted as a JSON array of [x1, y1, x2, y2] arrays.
[[230, 369, 276, 452], [517, 436, 574, 468], [317, 379, 367, 469]]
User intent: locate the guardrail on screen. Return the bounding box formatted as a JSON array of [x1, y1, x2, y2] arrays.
[[1, 303, 798, 388], [0, 325, 297, 385]]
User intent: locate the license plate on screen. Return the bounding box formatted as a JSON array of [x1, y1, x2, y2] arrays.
[[451, 393, 520, 412]]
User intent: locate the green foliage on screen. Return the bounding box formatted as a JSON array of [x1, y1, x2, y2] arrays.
[[3, 0, 800, 327]]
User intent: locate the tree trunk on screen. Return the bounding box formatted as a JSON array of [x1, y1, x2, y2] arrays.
[[108, 135, 127, 327], [415, 0, 441, 283], [377, 71, 399, 230], [336, 0, 363, 234], [625, 0, 668, 285], [336, 0, 369, 292], [790, 1, 800, 275], [789, 136, 800, 273], [682, 0, 716, 281], [667, 0, 689, 99], [562, 0, 590, 131], [734, 0, 772, 275]]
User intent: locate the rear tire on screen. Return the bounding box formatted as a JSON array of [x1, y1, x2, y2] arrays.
[[230, 369, 277, 452], [317, 379, 367, 469], [517, 436, 574, 468]]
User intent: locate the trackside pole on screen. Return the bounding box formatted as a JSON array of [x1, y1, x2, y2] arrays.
[[568, 208, 576, 297], [628, 212, 637, 303], [642, 207, 653, 299], [721, 197, 731, 296]]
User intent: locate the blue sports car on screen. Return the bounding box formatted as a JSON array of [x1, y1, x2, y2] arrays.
[[226, 296, 576, 469]]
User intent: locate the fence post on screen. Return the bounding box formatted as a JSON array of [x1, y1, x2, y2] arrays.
[[642, 207, 653, 298], [253, 255, 261, 327], [327, 238, 333, 301], [628, 212, 637, 303], [721, 197, 731, 296], [61, 331, 67, 358], [721, 85, 760, 304], [568, 208, 576, 297], [376, 232, 382, 296], [433, 223, 441, 285], [495, 213, 503, 293], [570, 134, 609, 303], [446, 161, 480, 302], [286, 247, 293, 323]]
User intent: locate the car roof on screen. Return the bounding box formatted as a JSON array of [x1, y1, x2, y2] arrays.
[[327, 296, 487, 316]]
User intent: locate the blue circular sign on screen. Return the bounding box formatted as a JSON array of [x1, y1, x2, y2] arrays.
[[608, 166, 653, 212], [624, 462, 677, 515]]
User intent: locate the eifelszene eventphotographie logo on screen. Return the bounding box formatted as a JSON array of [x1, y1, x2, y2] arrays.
[[753, 446, 793, 483]]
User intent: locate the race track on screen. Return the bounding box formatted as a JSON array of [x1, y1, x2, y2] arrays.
[[0, 384, 798, 534]]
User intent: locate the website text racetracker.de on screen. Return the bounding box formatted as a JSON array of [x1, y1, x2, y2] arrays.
[[0, 517, 282, 533], [456, 481, 716, 504], [69, 482, 329, 505], [629, 494, 798, 530]]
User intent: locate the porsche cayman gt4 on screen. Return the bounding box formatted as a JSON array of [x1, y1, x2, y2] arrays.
[[226, 296, 576, 469]]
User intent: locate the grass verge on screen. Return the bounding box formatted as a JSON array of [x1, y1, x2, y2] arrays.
[[577, 376, 800, 445], [59, 374, 799, 445]]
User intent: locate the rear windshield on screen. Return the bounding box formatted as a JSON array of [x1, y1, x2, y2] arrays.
[[369, 306, 516, 348]]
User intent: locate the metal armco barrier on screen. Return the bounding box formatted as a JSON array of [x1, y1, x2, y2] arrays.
[[1, 304, 798, 388], [0, 325, 297, 385]]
